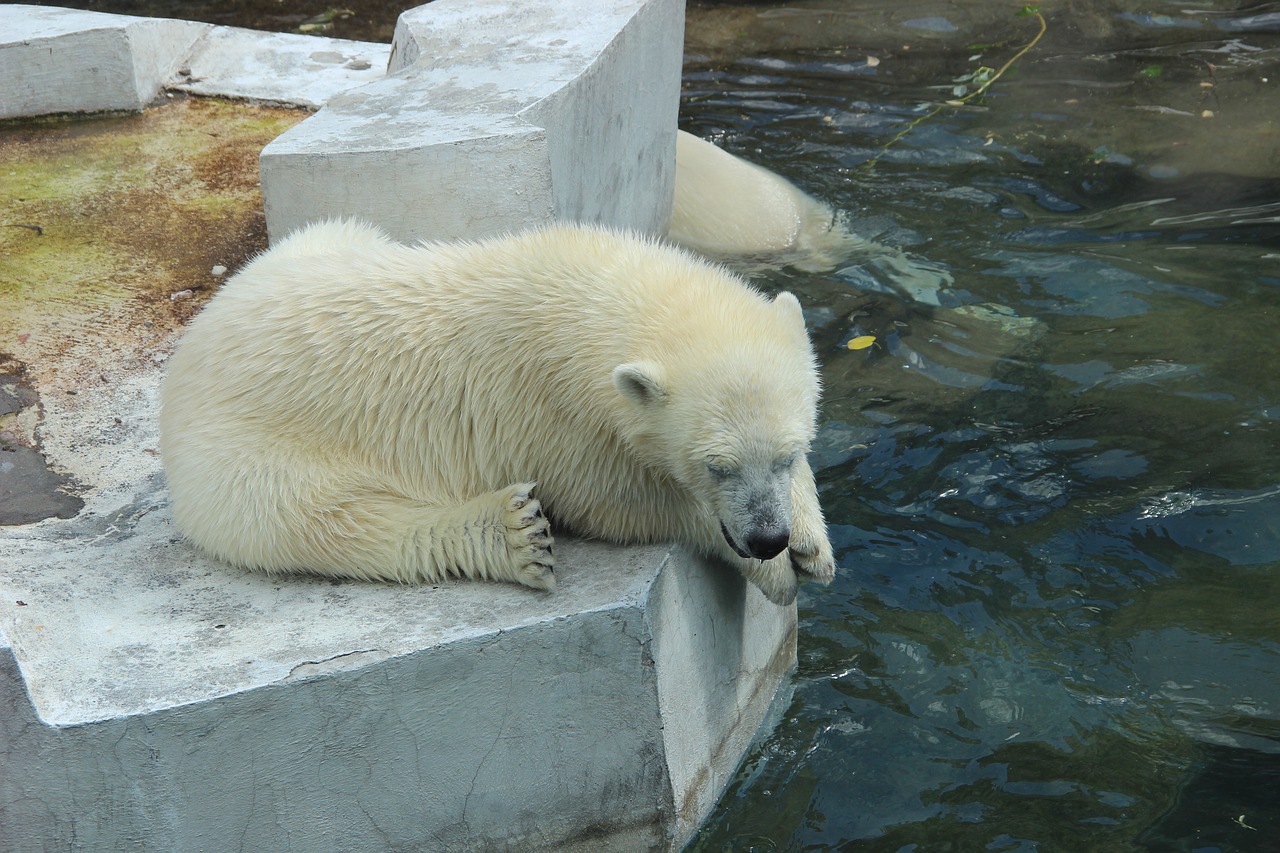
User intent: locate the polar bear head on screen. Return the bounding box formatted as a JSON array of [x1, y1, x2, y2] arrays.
[[611, 291, 820, 562]]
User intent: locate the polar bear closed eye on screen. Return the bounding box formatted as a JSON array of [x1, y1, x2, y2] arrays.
[[159, 221, 835, 605]]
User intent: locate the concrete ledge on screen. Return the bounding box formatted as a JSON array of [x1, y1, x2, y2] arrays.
[[2, 502, 793, 851], [260, 0, 684, 243], [0, 6, 207, 118], [0, 5, 390, 116], [169, 25, 389, 108]]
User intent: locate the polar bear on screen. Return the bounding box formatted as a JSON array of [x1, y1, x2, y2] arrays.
[[159, 221, 835, 605], [670, 130, 953, 303], [670, 129, 865, 273]]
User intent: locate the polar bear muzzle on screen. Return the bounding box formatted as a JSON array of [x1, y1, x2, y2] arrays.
[[720, 518, 790, 561], [715, 462, 794, 562], [745, 527, 790, 560]]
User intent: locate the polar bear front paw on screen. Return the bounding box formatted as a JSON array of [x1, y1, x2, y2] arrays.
[[500, 483, 556, 591], [737, 556, 800, 606], [789, 530, 836, 584]]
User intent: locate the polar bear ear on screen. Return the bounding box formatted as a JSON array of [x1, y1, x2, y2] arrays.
[[613, 362, 667, 407], [773, 291, 806, 331]]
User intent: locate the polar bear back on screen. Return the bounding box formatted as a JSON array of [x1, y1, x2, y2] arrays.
[[160, 221, 816, 543]]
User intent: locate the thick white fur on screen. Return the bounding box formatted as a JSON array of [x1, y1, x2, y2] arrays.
[[670, 130, 870, 273], [159, 221, 835, 604], [670, 131, 955, 302]]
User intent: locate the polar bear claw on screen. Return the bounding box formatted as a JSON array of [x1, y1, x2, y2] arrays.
[[499, 483, 555, 590]]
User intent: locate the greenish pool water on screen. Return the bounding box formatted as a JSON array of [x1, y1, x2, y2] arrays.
[[681, 3, 1280, 850]]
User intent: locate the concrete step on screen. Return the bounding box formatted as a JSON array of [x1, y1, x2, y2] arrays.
[[3, 520, 793, 851]]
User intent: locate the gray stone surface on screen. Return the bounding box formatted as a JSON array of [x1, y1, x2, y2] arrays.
[[2, 499, 793, 851], [0, 5, 207, 118], [259, 0, 684, 244], [170, 25, 390, 108], [0, 5, 389, 117]]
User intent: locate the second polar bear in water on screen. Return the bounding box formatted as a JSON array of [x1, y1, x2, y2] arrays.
[[159, 221, 835, 605], [670, 129, 856, 272], [670, 130, 953, 303]]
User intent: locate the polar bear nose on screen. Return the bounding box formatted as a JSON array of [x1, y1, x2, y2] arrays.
[[746, 529, 790, 561]]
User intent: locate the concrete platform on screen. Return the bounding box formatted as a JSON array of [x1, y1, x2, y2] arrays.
[[0, 6, 206, 117], [0, 5, 388, 116], [260, 0, 683, 243], [0, 2, 795, 850], [2, 517, 794, 851]]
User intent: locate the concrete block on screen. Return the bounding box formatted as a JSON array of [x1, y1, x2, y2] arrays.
[[1, 496, 793, 851], [0, 5, 208, 118], [260, 0, 684, 244], [649, 545, 798, 845], [171, 26, 390, 109]]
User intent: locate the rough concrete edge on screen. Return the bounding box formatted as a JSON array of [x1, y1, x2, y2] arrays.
[[266, 559, 664, 693], [168, 24, 391, 109], [649, 551, 799, 851], [0, 598, 675, 853], [259, 125, 560, 244], [2, 532, 670, 722], [672, 662, 799, 852], [123, 18, 211, 106], [516, 0, 682, 235], [0, 7, 210, 118], [674, 619, 796, 850], [0, 628, 37, 728]]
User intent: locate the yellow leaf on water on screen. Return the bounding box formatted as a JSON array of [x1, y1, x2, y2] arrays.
[[847, 335, 877, 351]]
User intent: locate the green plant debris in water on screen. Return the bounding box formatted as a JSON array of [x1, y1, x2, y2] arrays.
[[863, 4, 1047, 172]]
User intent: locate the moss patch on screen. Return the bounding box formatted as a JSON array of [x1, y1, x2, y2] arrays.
[[0, 95, 308, 523], [0, 95, 308, 390]]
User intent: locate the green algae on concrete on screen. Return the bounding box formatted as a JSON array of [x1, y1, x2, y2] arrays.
[[0, 95, 308, 524]]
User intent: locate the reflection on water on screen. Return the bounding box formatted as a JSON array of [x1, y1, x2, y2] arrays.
[[682, 1, 1280, 850]]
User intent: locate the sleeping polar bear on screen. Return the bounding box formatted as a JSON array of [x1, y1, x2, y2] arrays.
[[159, 221, 836, 605]]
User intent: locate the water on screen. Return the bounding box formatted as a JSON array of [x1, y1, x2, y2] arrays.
[[681, 2, 1280, 850]]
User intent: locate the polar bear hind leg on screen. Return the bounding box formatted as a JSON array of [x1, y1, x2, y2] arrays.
[[284, 482, 554, 590], [171, 443, 555, 590]]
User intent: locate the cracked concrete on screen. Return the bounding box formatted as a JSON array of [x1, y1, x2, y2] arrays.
[[284, 648, 393, 681], [1, 537, 794, 852]]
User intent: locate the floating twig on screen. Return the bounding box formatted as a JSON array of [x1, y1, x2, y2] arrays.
[[863, 5, 1047, 172]]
